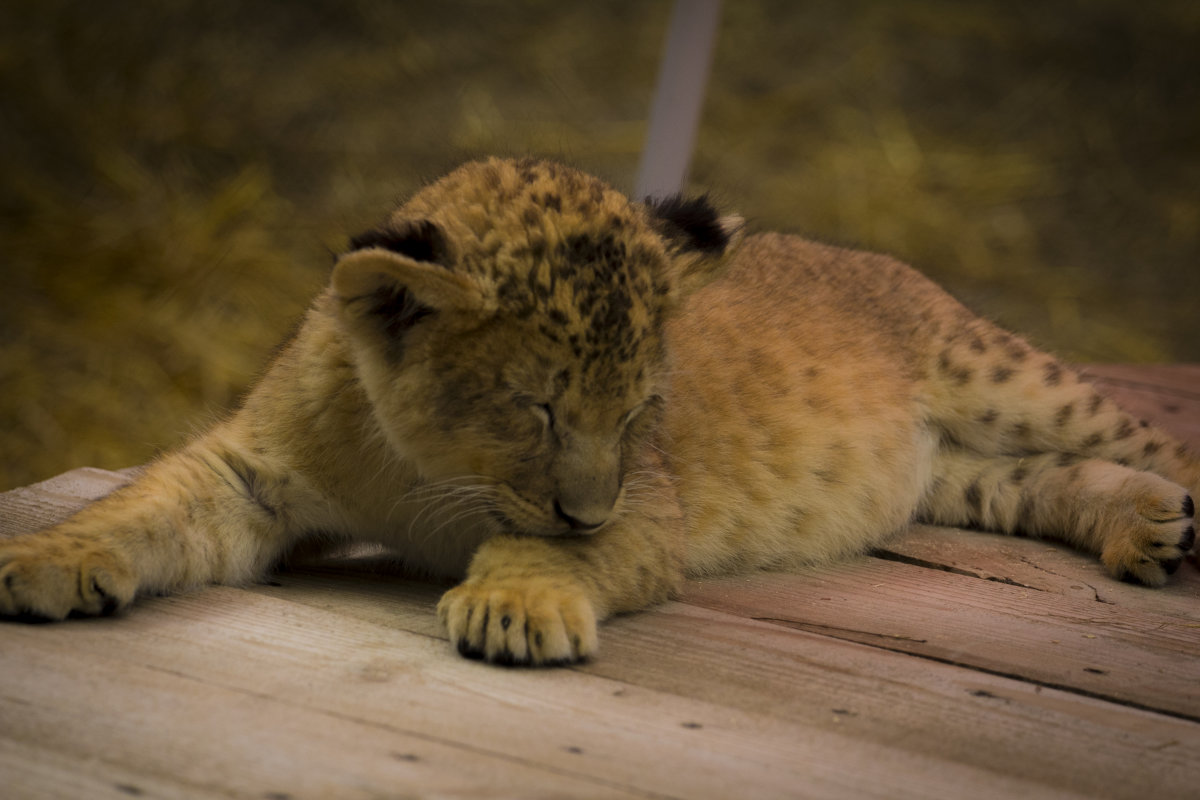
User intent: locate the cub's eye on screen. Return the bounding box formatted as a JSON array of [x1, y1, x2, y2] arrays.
[[622, 395, 662, 430], [531, 402, 554, 427]]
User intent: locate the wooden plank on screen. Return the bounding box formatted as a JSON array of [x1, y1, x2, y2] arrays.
[[0, 588, 1087, 800], [683, 559, 1200, 720], [0, 636, 639, 800], [1081, 364, 1200, 398], [252, 567, 1200, 800], [0, 467, 133, 537], [1079, 364, 1200, 448], [591, 602, 1200, 800], [876, 524, 1200, 622], [0, 736, 227, 800]]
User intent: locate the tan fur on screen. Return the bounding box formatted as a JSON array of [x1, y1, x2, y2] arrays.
[[2, 158, 1196, 664]]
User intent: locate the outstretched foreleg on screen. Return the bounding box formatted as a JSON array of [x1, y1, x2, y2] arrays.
[[0, 428, 309, 619]]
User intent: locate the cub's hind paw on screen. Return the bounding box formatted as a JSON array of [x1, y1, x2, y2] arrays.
[[0, 536, 135, 620], [437, 577, 597, 666], [1101, 490, 1195, 587]]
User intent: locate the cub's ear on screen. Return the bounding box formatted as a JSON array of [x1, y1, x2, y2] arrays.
[[646, 194, 744, 296], [333, 218, 490, 319]]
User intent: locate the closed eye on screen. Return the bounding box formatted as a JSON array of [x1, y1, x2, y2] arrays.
[[622, 395, 663, 429], [532, 402, 554, 427]]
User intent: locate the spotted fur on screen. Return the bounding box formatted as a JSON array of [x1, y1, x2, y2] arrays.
[[1, 158, 1196, 664]]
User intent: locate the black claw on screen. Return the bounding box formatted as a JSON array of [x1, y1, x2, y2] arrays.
[[1163, 557, 1183, 575], [1183, 495, 1194, 518], [1118, 570, 1142, 585], [456, 638, 485, 660], [1181, 526, 1196, 552], [488, 649, 531, 668]]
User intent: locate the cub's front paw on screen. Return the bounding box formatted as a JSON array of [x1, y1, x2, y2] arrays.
[[0, 535, 136, 620], [1100, 491, 1195, 587], [437, 576, 598, 666]]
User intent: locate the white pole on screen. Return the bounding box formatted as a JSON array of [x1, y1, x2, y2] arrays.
[[634, 0, 722, 201]]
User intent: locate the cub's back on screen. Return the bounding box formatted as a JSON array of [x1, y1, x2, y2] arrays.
[[661, 233, 950, 571]]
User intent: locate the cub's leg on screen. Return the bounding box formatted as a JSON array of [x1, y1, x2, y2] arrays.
[[918, 450, 1195, 585], [438, 478, 685, 665], [928, 323, 1200, 500], [0, 428, 304, 620]]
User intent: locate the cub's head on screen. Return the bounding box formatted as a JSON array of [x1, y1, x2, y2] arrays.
[[332, 158, 741, 536]]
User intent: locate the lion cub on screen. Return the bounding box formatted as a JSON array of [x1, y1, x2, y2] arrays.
[[1, 158, 1196, 664]]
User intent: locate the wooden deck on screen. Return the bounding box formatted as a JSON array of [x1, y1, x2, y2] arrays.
[[2, 364, 1199, 799]]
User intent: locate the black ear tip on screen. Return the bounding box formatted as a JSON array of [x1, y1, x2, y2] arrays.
[[647, 194, 728, 254], [348, 219, 447, 264]]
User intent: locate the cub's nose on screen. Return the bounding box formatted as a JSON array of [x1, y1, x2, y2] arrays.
[[553, 499, 607, 533]]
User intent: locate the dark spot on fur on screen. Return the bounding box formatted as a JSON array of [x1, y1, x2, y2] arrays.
[[681, 721, 704, 729], [965, 481, 983, 516], [1056, 452, 1078, 467], [991, 366, 1014, 383], [1011, 421, 1032, 441], [1017, 496, 1037, 528], [392, 753, 420, 763], [1143, 440, 1162, 457], [647, 194, 729, 253], [969, 336, 987, 353], [1113, 419, 1135, 440], [350, 219, 447, 264], [1054, 403, 1074, 428], [979, 409, 999, 425], [543, 193, 562, 212], [565, 746, 584, 755], [1088, 393, 1104, 416], [1082, 432, 1104, 449], [1010, 464, 1029, 484], [814, 468, 841, 485], [1043, 362, 1063, 386]]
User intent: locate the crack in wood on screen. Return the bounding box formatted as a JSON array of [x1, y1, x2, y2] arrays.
[[870, 549, 1046, 593], [751, 617, 928, 644], [1015, 555, 1115, 605]]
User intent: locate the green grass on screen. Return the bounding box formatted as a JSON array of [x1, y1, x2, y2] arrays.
[[2, 0, 1198, 489]]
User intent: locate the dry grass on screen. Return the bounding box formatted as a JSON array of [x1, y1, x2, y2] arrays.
[[1, 0, 1197, 489]]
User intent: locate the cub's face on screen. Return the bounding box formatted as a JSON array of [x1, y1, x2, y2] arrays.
[[331, 158, 739, 536]]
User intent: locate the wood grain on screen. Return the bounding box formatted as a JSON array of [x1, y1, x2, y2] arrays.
[[2, 365, 1199, 798]]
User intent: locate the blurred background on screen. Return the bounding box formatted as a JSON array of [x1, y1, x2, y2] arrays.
[[1, 0, 1198, 490]]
